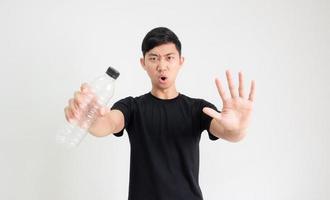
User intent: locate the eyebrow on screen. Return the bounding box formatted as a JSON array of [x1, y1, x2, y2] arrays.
[[147, 53, 176, 57], [147, 53, 159, 57]]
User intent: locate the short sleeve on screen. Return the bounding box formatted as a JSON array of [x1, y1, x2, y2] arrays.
[[200, 99, 220, 141], [110, 96, 134, 137]]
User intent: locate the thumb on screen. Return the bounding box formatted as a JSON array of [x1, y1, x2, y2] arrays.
[[202, 107, 222, 120], [98, 106, 110, 116]]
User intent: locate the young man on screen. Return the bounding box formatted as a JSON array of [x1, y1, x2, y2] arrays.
[[65, 27, 256, 200]]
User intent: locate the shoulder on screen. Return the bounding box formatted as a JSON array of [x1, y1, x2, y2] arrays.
[[115, 93, 148, 102], [180, 93, 218, 112], [180, 93, 211, 106], [111, 93, 151, 110]]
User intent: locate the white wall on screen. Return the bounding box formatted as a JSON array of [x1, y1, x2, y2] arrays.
[[1, 0, 329, 199]]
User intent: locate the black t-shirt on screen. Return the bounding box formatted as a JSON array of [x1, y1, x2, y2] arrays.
[[111, 92, 219, 200]]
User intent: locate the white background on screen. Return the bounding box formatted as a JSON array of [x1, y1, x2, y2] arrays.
[[0, 0, 329, 199]]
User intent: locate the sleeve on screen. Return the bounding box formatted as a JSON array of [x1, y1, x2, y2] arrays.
[[110, 96, 134, 137], [200, 99, 220, 141]]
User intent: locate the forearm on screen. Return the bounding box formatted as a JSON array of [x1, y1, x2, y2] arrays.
[[209, 119, 247, 142], [88, 110, 124, 137]]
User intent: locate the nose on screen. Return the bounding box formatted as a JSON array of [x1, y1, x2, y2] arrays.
[[157, 59, 168, 72]]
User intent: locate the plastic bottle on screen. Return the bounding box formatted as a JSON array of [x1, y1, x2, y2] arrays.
[[56, 66, 120, 147]]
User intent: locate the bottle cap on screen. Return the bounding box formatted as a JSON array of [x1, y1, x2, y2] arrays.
[[106, 66, 120, 79]]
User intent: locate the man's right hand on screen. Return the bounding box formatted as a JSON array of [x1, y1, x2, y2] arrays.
[[64, 83, 124, 137]]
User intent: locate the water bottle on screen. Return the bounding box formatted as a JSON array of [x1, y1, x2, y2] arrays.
[[56, 66, 120, 147]]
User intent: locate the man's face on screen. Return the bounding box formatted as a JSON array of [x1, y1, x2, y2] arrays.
[[140, 43, 184, 90]]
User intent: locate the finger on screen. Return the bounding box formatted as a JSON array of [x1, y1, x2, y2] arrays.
[[215, 78, 228, 101], [68, 98, 75, 110], [238, 71, 246, 98], [80, 82, 91, 94], [226, 70, 238, 98], [64, 107, 71, 122], [74, 91, 91, 109], [248, 80, 256, 101], [69, 98, 80, 117], [74, 91, 83, 105], [202, 107, 222, 121], [64, 106, 76, 123], [99, 107, 106, 116]]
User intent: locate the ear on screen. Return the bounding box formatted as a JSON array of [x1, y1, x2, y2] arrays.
[[179, 56, 185, 68], [140, 57, 146, 70]]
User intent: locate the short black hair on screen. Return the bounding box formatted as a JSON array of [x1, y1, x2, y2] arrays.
[[141, 27, 182, 56]]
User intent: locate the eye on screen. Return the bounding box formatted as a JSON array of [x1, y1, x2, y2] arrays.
[[149, 57, 157, 61], [167, 56, 174, 60]]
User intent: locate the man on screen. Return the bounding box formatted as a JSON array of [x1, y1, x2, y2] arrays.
[[65, 27, 256, 200]]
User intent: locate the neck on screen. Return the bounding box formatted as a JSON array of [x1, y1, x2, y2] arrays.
[[150, 85, 179, 100]]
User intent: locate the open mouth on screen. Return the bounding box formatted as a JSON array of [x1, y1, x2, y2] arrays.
[[159, 76, 168, 83]]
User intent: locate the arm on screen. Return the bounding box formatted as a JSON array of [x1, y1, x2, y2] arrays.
[[203, 70, 256, 143], [64, 83, 125, 137], [88, 109, 125, 137]]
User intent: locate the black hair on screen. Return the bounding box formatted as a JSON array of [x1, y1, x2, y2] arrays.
[[141, 27, 182, 56]]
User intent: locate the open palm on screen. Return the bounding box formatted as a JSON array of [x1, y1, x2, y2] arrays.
[[203, 70, 256, 132]]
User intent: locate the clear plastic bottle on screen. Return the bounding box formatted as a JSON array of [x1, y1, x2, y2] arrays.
[[56, 66, 120, 147]]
